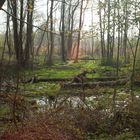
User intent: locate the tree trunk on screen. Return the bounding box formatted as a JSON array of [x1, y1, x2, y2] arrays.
[[47, 0, 54, 66], [24, 0, 34, 67], [74, 0, 84, 62], [123, 2, 128, 64], [11, 0, 20, 65], [67, 1, 79, 59], [107, 0, 111, 62], [117, 0, 120, 76], [0, 0, 6, 9], [60, 0, 66, 62]]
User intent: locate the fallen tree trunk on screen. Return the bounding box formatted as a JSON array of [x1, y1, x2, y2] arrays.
[[134, 81, 140, 86], [61, 79, 128, 89], [0, 117, 12, 123], [24, 77, 127, 83]]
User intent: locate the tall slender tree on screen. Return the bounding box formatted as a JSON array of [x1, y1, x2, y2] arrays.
[[74, 0, 84, 62], [47, 0, 54, 66], [25, 0, 34, 66], [60, 0, 66, 62]]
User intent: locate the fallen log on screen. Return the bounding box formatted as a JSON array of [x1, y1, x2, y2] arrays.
[[24, 77, 127, 83], [61, 79, 128, 89], [0, 117, 12, 123], [24, 77, 72, 83], [134, 81, 140, 86]]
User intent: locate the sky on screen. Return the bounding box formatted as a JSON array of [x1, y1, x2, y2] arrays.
[[35, 0, 99, 29], [0, 0, 99, 33]]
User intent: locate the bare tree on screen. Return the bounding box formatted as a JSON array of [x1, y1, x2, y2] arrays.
[[47, 0, 54, 66], [24, 0, 35, 66], [67, 0, 79, 59], [60, 0, 66, 62], [74, 0, 84, 62]]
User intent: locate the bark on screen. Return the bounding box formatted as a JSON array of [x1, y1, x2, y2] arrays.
[[0, 0, 6, 9], [123, 2, 128, 64], [111, 1, 116, 59], [47, 0, 54, 66], [117, 0, 120, 76], [1, 1, 11, 62], [67, 1, 72, 59], [36, 21, 49, 56], [99, 0, 104, 58], [91, 2, 94, 57], [62, 79, 128, 89], [24, 0, 34, 66], [44, 0, 50, 63], [67, 1, 79, 59], [130, 23, 140, 102], [107, 0, 111, 61], [60, 0, 66, 62], [11, 0, 20, 64], [24, 77, 127, 83], [18, 0, 24, 65], [74, 0, 84, 62]]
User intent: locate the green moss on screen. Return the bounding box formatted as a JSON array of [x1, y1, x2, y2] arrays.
[[86, 132, 137, 140], [23, 60, 132, 97], [27, 60, 98, 79], [24, 82, 60, 96], [32, 68, 79, 78], [0, 105, 10, 116]]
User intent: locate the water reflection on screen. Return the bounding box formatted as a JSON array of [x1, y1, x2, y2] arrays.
[[35, 94, 140, 110]]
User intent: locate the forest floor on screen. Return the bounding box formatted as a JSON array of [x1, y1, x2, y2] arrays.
[[0, 60, 140, 139], [23, 60, 131, 95]]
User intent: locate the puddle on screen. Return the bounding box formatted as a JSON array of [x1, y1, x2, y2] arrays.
[[34, 93, 140, 110], [35, 95, 97, 109]]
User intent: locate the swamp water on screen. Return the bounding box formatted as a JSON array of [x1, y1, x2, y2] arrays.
[[34, 92, 138, 110]]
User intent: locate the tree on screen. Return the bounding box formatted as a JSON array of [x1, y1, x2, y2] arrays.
[[11, 0, 21, 65], [91, 1, 94, 57], [98, 0, 106, 58], [1, 0, 12, 63], [129, 0, 140, 101], [24, 0, 35, 66], [47, 0, 54, 66], [60, 0, 66, 62], [74, 0, 84, 62], [116, 0, 120, 76], [0, 0, 6, 9], [8, 0, 35, 67], [67, 0, 79, 59], [106, 0, 111, 62], [123, 0, 129, 64]]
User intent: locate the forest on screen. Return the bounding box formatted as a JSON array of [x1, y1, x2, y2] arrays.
[[0, 0, 140, 139]]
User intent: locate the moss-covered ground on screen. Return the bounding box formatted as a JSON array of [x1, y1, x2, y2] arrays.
[[23, 60, 137, 97]]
